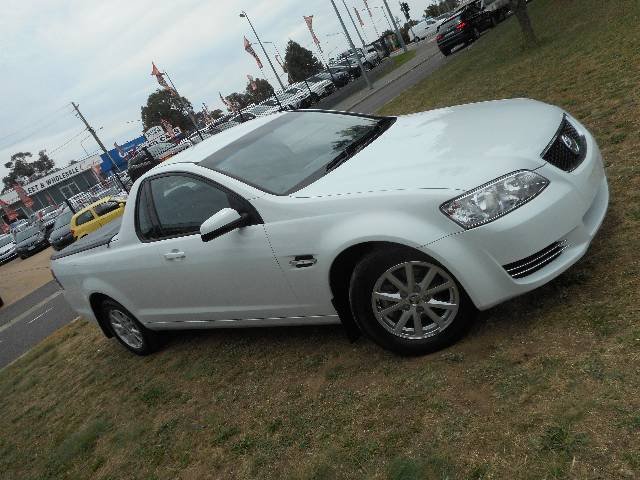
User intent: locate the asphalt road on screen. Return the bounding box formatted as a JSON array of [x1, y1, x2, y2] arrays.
[[0, 280, 75, 368]]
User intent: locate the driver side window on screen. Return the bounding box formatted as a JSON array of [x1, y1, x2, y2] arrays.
[[138, 174, 233, 240]]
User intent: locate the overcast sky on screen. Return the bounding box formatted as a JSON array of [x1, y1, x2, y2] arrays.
[[0, 0, 437, 181]]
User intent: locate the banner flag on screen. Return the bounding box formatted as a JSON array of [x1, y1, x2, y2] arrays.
[[150, 62, 174, 92], [303, 15, 323, 53], [244, 37, 263, 69]]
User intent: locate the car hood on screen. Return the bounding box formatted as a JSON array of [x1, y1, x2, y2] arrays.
[[294, 99, 564, 197], [17, 236, 40, 247], [50, 226, 71, 239]]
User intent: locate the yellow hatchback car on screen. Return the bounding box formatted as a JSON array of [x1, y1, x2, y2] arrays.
[[70, 196, 126, 239]]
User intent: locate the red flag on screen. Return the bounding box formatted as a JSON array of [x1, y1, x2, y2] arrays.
[[160, 119, 174, 138], [45, 192, 58, 208], [354, 7, 365, 27], [303, 15, 323, 53], [0, 199, 18, 222], [13, 184, 33, 209], [275, 54, 288, 73], [151, 62, 174, 92], [243, 37, 263, 69], [247, 75, 258, 91]]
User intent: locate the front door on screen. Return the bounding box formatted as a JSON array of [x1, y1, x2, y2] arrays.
[[128, 172, 297, 325]]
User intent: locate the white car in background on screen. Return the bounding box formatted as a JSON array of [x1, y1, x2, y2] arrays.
[[410, 18, 440, 41], [51, 101, 608, 357], [0, 234, 17, 264]]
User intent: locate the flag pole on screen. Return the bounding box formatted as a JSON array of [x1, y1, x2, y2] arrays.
[[163, 71, 204, 141]]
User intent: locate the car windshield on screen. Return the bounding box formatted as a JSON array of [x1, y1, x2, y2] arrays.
[[16, 226, 39, 242], [199, 112, 388, 195], [0, 236, 13, 248], [53, 210, 73, 229], [441, 14, 462, 29]]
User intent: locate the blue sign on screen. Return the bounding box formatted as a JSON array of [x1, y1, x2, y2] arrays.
[[100, 136, 146, 174]]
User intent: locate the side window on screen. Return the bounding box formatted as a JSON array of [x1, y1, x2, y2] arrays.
[[94, 201, 121, 217], [75, 211, 94, 226], [149, 175, 233, 239], [136, 186, 156, 241]]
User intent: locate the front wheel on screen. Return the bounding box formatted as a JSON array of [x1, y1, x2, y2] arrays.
[[349, 247, 475, 355], [101, 299, 158, 355]]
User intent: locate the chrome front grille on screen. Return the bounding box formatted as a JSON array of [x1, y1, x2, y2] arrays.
[[503, 240, 569, 279], [541, 115, 587, 172]]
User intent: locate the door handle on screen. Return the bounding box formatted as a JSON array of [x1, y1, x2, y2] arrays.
[[164, 250, 186, 260]]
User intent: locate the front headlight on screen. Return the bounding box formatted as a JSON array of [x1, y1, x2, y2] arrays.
[[440, 170, 549, 229]]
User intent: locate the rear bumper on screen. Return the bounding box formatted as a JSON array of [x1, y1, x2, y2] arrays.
[[422, 131, 608, 310], [438, 30, 471, 50]]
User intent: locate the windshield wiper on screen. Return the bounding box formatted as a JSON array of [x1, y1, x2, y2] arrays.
[[325, 118, 394, 172]]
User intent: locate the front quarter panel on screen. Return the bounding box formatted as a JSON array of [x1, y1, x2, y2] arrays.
[[255, 189, 463, 313]]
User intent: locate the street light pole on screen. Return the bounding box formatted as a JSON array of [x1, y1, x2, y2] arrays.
[[330, 0, 372, 90], [382, 0, 408, 52], [240, 11, 286, 91]]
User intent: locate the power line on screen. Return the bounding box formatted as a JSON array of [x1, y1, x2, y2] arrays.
[[47, 128, 88, 155], [0, 107, 76, 151], [0, 104, 74, 144]]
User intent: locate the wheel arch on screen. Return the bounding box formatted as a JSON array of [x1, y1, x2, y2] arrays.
[[328, 240, 428, 339], [88, 292, 114, 338]]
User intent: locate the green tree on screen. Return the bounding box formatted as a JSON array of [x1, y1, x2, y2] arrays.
[[141, 89, 194, 132], [33, 150, 55, 176], [245, 77, 275, 105], [209, 109, 224, 120], [509, 0, 537, 47], [224, 92, 252, 112], [2, 152, 34, 193], [284, 40, 323, 83]]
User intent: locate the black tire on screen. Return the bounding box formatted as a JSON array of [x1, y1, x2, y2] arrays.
[[440, 48, 451, 56], [310, 93, 320, 103], [100, 299, 158, 355], [349, 246, 475, 356], [490, 16, 497, 28], [364, 61, 373, 70], [473, 27, 481, 41]]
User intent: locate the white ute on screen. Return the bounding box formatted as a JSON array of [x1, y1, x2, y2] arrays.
[[51, 101, 608, 357]]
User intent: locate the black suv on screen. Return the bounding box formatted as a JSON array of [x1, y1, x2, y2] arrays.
[[436, 3, 494, 56]]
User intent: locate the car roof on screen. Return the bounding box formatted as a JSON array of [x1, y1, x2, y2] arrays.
[[72, 196, 115, 217]]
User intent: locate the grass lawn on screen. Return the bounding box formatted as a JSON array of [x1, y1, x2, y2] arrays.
[[388, 49, 417, 73], [2, 1, 640, 479]]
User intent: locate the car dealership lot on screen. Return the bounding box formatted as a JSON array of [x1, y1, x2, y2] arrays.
[[1, 1, 639, 479]]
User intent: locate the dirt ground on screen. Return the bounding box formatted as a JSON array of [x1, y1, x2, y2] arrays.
[[0, 247, 55, 307]]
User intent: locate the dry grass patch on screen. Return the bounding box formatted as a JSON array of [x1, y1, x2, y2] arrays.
[[2, 1, 640, 478]]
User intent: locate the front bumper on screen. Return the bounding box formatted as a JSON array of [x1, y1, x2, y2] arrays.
[[17, 239, 49, 257], [423, 129, 608, 310]]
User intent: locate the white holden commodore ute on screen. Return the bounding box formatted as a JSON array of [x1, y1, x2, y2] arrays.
[[51, 100, 609, 356]]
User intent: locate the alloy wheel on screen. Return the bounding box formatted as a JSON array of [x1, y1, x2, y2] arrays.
[[371, 261, 460, 340], [109, 309, 144, 350]]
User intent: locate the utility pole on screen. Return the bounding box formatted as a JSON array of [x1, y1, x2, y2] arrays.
[[71, 102, 120, 172], [163, 71, 204, 141], [330, 0, 372, 89], [342, 0, 367, 48], [240, 11, 286, 91]]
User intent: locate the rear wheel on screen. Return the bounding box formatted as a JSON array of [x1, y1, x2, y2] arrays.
[[101, 299, 158, 355], [440, 48, 451, 56], [473, 27, 481, 41], [349, 247, 474, 355]]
